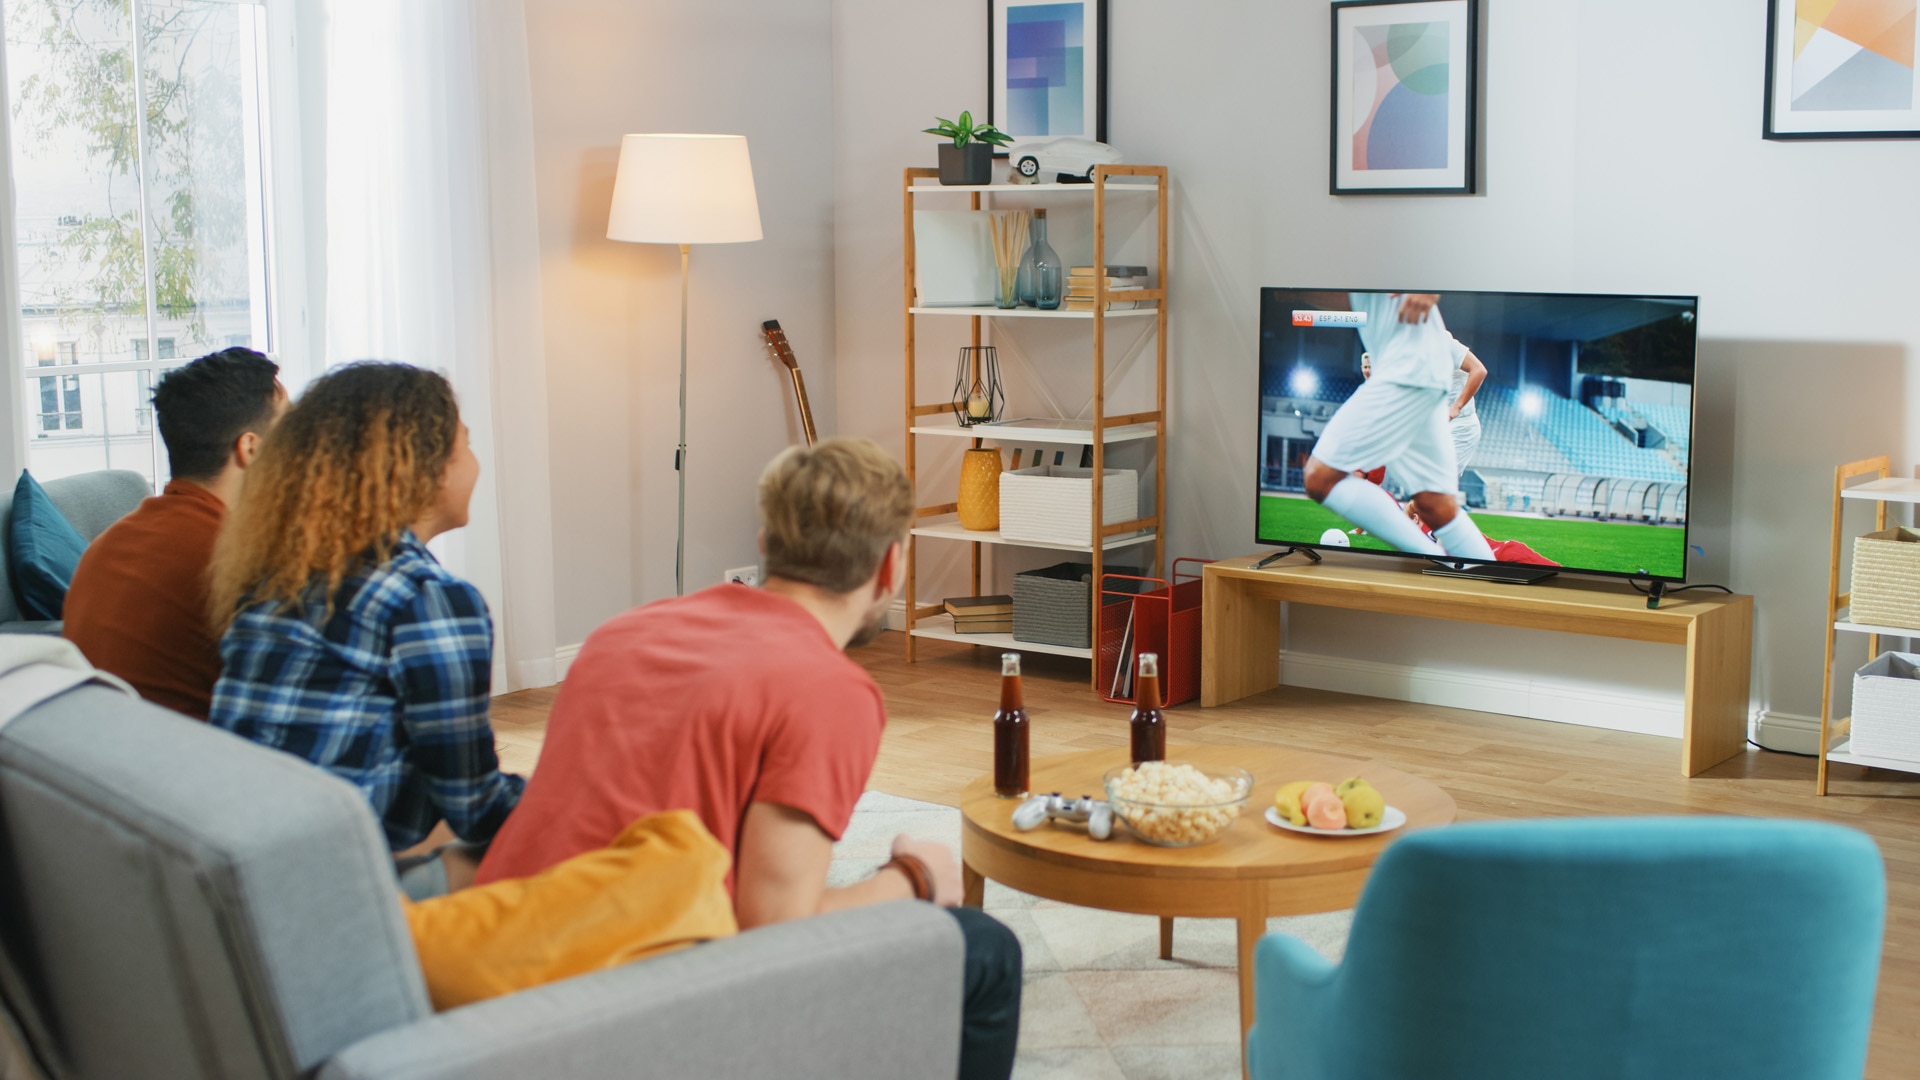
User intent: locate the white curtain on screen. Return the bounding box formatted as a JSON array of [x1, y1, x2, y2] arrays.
[[315, 0, 559, 692], [0, 10, 27, 484]]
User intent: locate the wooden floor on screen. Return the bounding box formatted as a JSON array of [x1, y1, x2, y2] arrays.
[[494, 631, 1920, 1077]]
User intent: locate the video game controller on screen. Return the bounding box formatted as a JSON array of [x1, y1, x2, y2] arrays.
[[1011, 792, 1115, 840]]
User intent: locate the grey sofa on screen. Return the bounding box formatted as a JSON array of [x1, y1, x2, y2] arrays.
[[1, 470, 151, 632], [0, 685, 965, 1080]]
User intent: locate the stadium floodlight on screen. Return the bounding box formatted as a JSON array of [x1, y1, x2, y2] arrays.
[[1288, 367, 1320, 398], [1519, 389, 1544, 418]]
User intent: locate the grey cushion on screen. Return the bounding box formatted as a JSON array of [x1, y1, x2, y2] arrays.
[[0, 685, 430, 1080], [0, 471, 149, 624]]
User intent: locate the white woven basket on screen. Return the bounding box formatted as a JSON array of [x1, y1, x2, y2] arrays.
[[1851, 652, 1920, 761], [1000, 465, 1138, 546], [1851, 528, 1920, 631]]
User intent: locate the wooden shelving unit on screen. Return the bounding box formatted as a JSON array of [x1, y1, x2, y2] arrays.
[[901, 166, 1169, 680], [1817, 456, 1920, 794]]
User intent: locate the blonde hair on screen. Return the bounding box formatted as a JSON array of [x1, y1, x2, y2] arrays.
[[210, 362, 460, 630], [758, 438, 913, 593]]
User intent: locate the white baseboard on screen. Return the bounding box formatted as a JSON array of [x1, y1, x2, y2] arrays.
[[887, 598, 909, 632], [554, 642, 584, 681], [1279, 649, 1687, 740], [1752, 710, 1822, 755]]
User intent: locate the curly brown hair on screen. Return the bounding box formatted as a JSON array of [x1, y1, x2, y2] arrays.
[[210, 362, 461, 629]]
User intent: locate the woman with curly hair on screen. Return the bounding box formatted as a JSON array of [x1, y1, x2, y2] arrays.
[[209, 362, 523, 895]]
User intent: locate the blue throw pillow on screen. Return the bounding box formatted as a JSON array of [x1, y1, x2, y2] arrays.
[[9, 471, 88, 621]]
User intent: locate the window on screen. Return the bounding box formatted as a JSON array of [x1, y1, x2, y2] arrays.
[[6, 0, 276, 483]]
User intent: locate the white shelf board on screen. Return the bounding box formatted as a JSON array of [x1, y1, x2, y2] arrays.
[[908, 181, 1159, 194], [1841, 477, 1920, 504], [910, 614, 1093, 660], [910, 305, 1159, 319], [910, 416, 1159, 445], [1826, 737, 1920, 776], [912, 516, 1156, 553], [1833, 616, 1920, 637]]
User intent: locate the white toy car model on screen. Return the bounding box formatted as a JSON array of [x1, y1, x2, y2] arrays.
[[1008, 137, 1123, 183]]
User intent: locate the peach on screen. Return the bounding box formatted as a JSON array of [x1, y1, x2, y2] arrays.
[[1305, 791, 1348, 830]]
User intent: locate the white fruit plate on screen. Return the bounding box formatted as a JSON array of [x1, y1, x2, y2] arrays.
[[1265, 804, 1407, 837]]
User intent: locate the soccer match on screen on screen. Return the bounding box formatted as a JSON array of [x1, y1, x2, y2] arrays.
[[1257, 289, 1698, 581]]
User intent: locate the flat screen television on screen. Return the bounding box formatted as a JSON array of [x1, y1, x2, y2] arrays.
[[1257, 288, 1698, 582]]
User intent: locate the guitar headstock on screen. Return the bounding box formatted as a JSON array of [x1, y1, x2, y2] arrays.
[[762, 320, 800, 371]]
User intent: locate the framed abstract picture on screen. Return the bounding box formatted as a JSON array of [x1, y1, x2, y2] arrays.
[[1764, 0, 1920, 139], [1330, 0, 1479, 195], [988, 0, 1108, 148]]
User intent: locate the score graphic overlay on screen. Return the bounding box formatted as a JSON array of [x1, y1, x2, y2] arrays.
[[1292, 310, 1367, 328]]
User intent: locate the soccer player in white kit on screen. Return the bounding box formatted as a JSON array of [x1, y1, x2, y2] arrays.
[[1302, 293, 1496, 561]]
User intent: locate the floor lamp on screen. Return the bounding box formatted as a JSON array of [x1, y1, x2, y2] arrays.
[[607, 134, 763, 596]]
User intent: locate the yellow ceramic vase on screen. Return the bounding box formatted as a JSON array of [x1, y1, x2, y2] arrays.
[[957, 448, 1003, 531]]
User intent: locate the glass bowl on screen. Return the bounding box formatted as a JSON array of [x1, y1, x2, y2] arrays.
[[1103, 762, 1254, 847]]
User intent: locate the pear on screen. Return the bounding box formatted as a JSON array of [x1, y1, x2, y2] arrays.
[[1340, 783, 1385, 829], [1273, 780, 1316, 826], [1334, 776, 1373, 797]]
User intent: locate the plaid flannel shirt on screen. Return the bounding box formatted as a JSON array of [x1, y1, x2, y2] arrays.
[[211, 531, 524, 849]]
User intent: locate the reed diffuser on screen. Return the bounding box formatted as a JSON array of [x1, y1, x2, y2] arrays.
[[990, 210, 1030, 310]]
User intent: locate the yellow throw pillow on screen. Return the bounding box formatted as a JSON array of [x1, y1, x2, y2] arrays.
[[402, 809, 738, 1010]]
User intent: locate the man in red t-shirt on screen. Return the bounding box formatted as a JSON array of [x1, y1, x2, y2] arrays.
[[64, 348, 285, 719], [479, 438, 1020, 1080]]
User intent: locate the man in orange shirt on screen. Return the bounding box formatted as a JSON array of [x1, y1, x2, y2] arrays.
[[480, 438, 1021, 1080], [63, 348, 285, 719]]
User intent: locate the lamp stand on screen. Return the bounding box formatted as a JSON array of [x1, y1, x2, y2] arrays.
[[676, 242, 690, 596]]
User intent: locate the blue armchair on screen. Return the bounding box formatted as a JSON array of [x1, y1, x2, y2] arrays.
[[1247, 817, 1884, 1080]]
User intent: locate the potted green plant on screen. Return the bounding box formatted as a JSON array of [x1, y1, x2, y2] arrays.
[[924, 111, 1012, 186]]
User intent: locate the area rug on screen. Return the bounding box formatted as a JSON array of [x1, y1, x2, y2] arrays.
[[829, 792, 1353, 1080]]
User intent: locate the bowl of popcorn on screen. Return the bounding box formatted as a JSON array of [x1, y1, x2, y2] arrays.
[[1102, 761, 1253, 847]]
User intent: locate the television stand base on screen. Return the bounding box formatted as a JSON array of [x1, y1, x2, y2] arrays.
[[1252, 546, 1322, 570], [1421, 561, 1558, 585]]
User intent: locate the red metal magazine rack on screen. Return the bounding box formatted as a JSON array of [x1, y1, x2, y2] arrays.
[[1097, 558, 1211, 707]]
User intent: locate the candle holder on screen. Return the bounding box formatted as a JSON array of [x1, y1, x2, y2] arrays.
[[951, 345, 1005, 427]]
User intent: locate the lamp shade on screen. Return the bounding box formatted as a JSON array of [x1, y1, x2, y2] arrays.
[[607, 133, 763, 245]]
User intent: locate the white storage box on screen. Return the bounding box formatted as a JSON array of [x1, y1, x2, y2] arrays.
[[1000, 465, 1138, 546], [1850, 652, 1920, 761]]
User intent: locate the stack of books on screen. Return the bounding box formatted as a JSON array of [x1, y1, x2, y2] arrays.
[[1066, 265, 1156, 311], [945, 594, 1013, 634]]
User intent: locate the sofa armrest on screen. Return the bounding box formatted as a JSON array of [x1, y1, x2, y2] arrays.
[[320, 901, 965, 1080]]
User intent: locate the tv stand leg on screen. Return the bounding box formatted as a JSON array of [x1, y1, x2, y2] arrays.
[[1253, 546, 1322, 570], [1647, 580, 1666, 609]]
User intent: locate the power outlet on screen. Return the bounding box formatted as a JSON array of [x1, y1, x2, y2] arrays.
[[724, 565, 760, 588]]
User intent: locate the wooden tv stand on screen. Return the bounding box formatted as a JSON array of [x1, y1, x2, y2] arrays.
[[1201, 554, 1754, 777]]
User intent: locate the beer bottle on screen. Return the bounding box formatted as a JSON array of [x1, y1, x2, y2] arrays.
[[993, 653, 1030, 798], [1130, 652, 1166, 764]]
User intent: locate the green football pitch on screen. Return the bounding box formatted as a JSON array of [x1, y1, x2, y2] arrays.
[[1256, 494, 1686, 579]]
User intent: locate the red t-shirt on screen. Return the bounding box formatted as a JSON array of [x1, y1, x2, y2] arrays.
[[63, 480, 225, 720], [476, 585, 886, 890]]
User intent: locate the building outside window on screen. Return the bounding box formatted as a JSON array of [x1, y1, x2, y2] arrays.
[[5, 0, 277, 485]]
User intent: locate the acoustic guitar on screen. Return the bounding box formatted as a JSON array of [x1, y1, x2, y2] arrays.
[[761, 319, 818, 446]]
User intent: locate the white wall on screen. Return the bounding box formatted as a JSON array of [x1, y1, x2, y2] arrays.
[[834, 0, 1919, 739], [524, 0, 837, 645]]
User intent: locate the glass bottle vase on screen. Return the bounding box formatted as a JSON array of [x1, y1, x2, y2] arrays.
[[1022, 208, 1062, 310]]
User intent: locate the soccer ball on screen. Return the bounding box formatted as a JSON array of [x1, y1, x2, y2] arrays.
[[1319, 528, 1351, 547]]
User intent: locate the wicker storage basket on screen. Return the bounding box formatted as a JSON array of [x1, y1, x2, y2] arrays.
[[1013, 561, 1094, 648], [1850, 652, 1920, 762], [1851, 527, 1920, 630], [1000, 466, 1138, 546]]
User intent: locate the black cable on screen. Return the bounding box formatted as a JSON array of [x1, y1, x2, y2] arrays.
[[1748, 738, 1816, 759], [1626, 575, 1733, 597]]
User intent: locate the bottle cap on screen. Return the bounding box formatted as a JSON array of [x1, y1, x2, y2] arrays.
[[1137, 653, 1159, 678], [1001, 652, 1022, 676]]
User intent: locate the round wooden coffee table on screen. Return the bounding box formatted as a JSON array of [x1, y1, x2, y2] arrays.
[[959, 744, 1455, 1045]]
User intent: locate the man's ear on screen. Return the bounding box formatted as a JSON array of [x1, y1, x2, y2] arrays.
[[875, 540, 905, 596], [234, 430, 263, 469]]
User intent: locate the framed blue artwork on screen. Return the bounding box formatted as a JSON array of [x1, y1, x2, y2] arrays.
[[1330, 0, 1479, 195], [988, 0, 1108, 149]]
